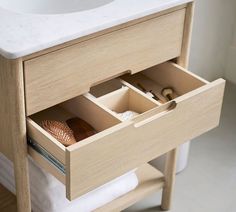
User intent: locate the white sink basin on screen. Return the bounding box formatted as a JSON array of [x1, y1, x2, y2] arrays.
[[0, 0, 114, 15]]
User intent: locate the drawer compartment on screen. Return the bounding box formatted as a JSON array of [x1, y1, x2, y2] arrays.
[[24, 8, 186, 115], [94, 86, 158, 121], [27, 94, 123, 165], [27, 62, 225, 200]]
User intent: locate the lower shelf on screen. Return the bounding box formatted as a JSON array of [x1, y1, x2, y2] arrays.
[[95, 164, 164, 212], [0, 164, 164, 212]]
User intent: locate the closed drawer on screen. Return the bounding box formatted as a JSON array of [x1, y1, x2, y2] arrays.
[[27, 61, 225, 200], [24, 8, 186, 115]]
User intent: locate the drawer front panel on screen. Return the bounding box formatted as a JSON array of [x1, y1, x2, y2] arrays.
[[66, 79, 225, 200], [24, 9, 186, 115]]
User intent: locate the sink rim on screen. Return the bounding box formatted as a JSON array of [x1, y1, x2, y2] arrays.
[[0, 0, 115, 15]]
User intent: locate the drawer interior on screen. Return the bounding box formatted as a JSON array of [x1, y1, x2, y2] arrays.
[[27, 61, 224, 200], [94, 85, 158, 121], [28, 61, 209, 169], [29, 94, 121, 152], [120, 62, 208, 104], [28, 79, 160, 164]]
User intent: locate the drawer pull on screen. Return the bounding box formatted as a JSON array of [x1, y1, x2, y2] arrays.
[[134, 101, 177, 128]]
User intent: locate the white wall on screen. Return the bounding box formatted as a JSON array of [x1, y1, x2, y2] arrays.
[[233, 27, 236, 46], [189, 0, 236, 81], [225, 23, 236, 84]]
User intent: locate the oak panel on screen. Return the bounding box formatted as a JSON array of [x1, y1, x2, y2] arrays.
[[24, 9, 186, 115]]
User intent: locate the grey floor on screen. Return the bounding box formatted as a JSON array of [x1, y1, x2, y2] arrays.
[[125, 81, 236, 212]]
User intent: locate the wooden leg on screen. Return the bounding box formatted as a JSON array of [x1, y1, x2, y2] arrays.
[[161, 3, 194, 210], [161, 148, 178, 211], [1, 54, 32, 211], [9, 58, 31, 212], [13, 142, 31, 212], [160, 3, 194, 209]]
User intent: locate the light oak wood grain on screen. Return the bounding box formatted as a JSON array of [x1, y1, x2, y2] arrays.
[[24, 9, 186, 115], [0, 2, 225, 211], [27, 117, 66, 164], [27, 94, 121, 165], [22, 4, 187, 61], [0, 56, 31, 212], [96, 86, 158, 115], [161, 149, 178, 210], [177, 2, 195, 67], [66, 78, 225, 200], [121, 74, 171, 104], [142, 62, 208, 95], [161, 4, 195, 209], [121, 61, 208, 104], [0, 57, 16, 161], [61, 94, 121, 131], [27, 61, 225, 200]]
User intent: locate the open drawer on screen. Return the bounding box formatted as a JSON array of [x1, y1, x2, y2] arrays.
[[27, 62, 225, 200]]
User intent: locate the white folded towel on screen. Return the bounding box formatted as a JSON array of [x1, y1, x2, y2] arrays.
[[0, 153, 138, 212]]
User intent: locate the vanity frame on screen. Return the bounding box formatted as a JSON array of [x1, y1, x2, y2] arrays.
[[0, 2, 225, 212]]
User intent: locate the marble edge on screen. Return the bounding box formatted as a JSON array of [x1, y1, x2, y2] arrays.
[[1, 0, 193, 59]]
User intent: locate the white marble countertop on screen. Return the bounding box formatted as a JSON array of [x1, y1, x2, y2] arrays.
[[0, 0, 192, 59]]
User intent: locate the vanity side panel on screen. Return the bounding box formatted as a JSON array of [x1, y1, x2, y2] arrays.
[[24, 9, 186, 115], [0, 56, 24, 161], [0, 56, 31, 211]]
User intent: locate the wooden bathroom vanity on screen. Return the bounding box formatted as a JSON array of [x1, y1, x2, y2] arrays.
[[0, 1, 225, 211]]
